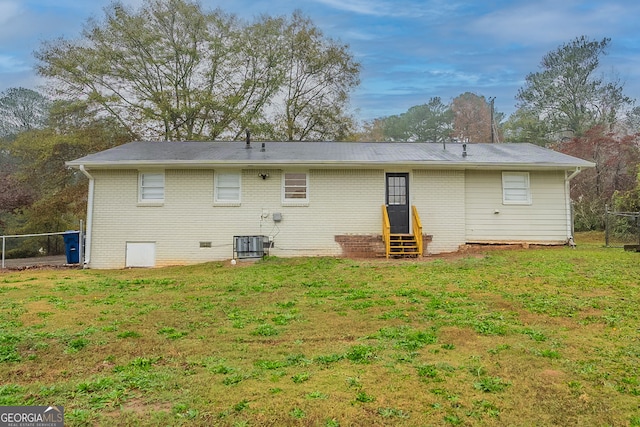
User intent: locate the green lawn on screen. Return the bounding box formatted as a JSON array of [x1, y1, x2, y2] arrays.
[[1, 236, 639, 426]]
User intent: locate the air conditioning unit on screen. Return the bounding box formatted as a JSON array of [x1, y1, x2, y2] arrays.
[[233, 235, 270, 259]]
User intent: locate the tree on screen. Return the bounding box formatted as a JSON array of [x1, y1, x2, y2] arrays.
[[1, 88, 51, 198], [358, 118, 386, 142], [6, 101, 133, 236], [36, 0, 279, 140], [502, 107, 551, 145], [451, 92, 498, 142], [621, 106, 640, 135], [0, 174, 34, 216], [613, 168, 640, 213], [517, 36, 633, 140], [0, 87, 50, 140], [271, 11, 360, 141], [554, 126, 640, 229], [381, 97, 453, 142], [35, 0, 359, 142]]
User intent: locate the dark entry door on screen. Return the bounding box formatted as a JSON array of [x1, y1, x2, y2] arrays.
[[386, 173, 409, 234]]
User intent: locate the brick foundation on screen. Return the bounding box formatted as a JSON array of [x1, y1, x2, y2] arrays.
[[335, 234, 433, 258], [334, 235, 385, 258], [422, 234, 433, 249]]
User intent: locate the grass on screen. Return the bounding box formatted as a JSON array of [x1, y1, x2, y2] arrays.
[[0, 233, 639, 426]]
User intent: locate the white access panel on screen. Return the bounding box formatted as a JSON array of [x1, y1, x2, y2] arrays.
[[125, 242, 156, 267]]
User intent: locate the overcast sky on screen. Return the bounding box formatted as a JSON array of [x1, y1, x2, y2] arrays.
[[1, 0, 639, 121]]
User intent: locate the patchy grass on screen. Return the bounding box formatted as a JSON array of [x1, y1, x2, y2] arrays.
[[0, 234, 638, 426]]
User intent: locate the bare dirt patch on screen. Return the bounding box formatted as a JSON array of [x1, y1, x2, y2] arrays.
[[539, 369, 565, 382], [438, 326, 483, 350], [121, 398, 172, 414], [103, 398, 172, 419]]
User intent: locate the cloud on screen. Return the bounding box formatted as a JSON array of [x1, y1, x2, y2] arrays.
[[0, 70, 43, 93], [0, 1, 21, 25], [0, 2, 66, 41], [0, 1, 25, 39], [0, 54, 30, 73], [311, 0, 457, 18], [467, 1, 640, 46], [311, 0, 407, 17], [1, 0, 638, 122]]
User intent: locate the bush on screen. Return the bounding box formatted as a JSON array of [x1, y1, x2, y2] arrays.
[[573, 197, 605, 231], [5, 247, 38, 259]]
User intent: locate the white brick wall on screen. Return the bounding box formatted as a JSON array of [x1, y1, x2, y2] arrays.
[[88, 168, 386, 268], [86, 167, 569, 268], [269, 169, 384, 257]]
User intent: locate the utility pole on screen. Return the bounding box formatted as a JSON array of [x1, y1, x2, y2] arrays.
[[489, 97, 495, 143]]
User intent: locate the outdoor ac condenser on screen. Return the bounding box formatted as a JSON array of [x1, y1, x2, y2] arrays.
[[233, 235, 270, 259]]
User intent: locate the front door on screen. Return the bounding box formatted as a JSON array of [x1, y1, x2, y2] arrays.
[[386, 173, 409, 234]]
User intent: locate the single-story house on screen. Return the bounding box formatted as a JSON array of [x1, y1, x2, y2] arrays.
[[66, 140, 594, 269]]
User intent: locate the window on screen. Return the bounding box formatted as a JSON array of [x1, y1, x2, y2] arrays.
[[386, 175, 407, 205], [139, 172, 164, 202], [283, 172, 308, 203], [215, 172, 241, 203], [502, 172, 531, 204]]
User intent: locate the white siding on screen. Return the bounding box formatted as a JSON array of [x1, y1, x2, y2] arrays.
[[412, 170, 466, 254], [465, 170, 569, 242]]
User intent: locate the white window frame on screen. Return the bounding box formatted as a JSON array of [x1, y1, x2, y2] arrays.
[[282, 171, 309, 205], [502, 172, 531, 205], [214, 171, 242, 205], [138, 171, 165, 204]]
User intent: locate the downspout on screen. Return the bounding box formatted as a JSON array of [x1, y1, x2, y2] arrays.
[[565, 167, 582, 240], [79, 165, 94, 267]]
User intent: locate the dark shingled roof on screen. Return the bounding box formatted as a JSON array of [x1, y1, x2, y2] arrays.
[[67, 141, 595, 169]]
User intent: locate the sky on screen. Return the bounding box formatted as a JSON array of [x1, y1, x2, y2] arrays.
[[1, 0, 640, 122]]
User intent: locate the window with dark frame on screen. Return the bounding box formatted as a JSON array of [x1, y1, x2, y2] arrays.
[[387, 175, 406, 205]]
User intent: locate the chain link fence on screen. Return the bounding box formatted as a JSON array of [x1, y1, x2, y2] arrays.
[[604, 205, 640, 249], [1, 230, 83, 269]]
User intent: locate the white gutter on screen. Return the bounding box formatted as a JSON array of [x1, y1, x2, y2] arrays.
[[66, 160, 594, 170], [79, 165, 94, 267], [566, 167, 582, 181], [565, 167, 582, 239]]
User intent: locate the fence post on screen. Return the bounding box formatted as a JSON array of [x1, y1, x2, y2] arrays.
[[79, 220, 84, 266], [605, 204, 609, 247], [570, 201, 575, 238], [1, 236, 5, 269]]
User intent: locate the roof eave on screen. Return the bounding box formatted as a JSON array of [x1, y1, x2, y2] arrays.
[[66, 159, 596, 170]]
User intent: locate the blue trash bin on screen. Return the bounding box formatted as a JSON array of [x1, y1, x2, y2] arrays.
[[63, 231, 80, 264]]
